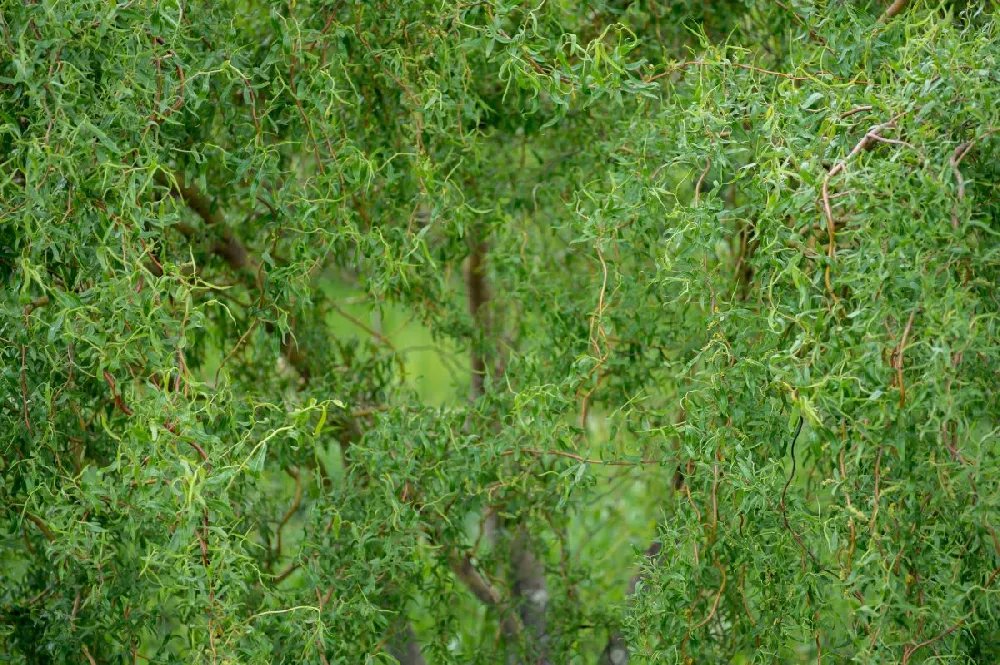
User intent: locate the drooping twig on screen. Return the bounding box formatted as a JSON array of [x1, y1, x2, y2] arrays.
[[691, 559, 727, 631], [839, 449, 857, 573], [20, 345, 32, 435], [738, 565, 757, 626], [779, 415, 821, 567], [214, 319, 260, 387], [890, 307, 919, 407], [950, 141, 973, 229], [274, 466, 303, 568], [779, 415, 804, 517], [869, 446, 883, 536]]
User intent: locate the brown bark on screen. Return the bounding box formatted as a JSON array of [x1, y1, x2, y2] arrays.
[[386, 621, 427, 665], [464, 238, 550, 663], [156, 170, 310, 381], [510, 528, 551, 664], [465, 239, 491, 401], [879, 0, 908, 22], [452, 553, 522, 637]]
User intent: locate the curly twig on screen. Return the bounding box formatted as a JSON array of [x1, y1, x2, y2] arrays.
[[779, 415, 821, 567]]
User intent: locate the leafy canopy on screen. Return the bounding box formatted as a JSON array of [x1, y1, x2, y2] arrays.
[[2, 1, 999, 663]]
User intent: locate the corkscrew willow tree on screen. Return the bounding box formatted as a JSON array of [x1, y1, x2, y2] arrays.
[[2, 0, 999, 663]]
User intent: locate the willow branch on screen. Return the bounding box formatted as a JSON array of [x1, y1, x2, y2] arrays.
[[156, 169, 311, 381], [23, 511, 56, 542], [879, 0, 909, 22], [451, 553, 522, 636], [465, 240, 490, 402]]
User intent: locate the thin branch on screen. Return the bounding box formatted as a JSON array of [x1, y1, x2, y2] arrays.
[[20, 345, 32, 435], [820, 116, 906, 302], [158, 169, 313, 382], [329, 301, 397, 351], [465, 240, 490, 402], [23, 295, 49, 317], [879, 0, 909, 22], [691, 559, 727, 631], [274, 466, 303, 567], [451, 553, 522, 637], [890, 307, 919, 407], [950, 141, 971, 229], [694, 157, 711, 207], [272, 563, 300, 585], [739, 565, 757, 626], [779, 416, 821, 567], [214, 318, 259, 386], [869, 446, 883, 536], [901, 615, 966, 665], [840, 105, 873, 119], [500, 448, 659, 467], [23, 511, 55, 542]]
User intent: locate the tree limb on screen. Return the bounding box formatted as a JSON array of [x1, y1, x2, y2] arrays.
[[451, 553, 522, 637], [879, 0, 909, 22], [386, 621, 427, 665], [510, 527, 550, 664], [156, 170, 310, 381], [599, 541, 662, 665], [464, 238, 550, 663], [465, 239, 491, 402]]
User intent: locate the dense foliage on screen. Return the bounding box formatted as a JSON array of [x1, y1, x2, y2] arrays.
[[3, 0, 999, 663]]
